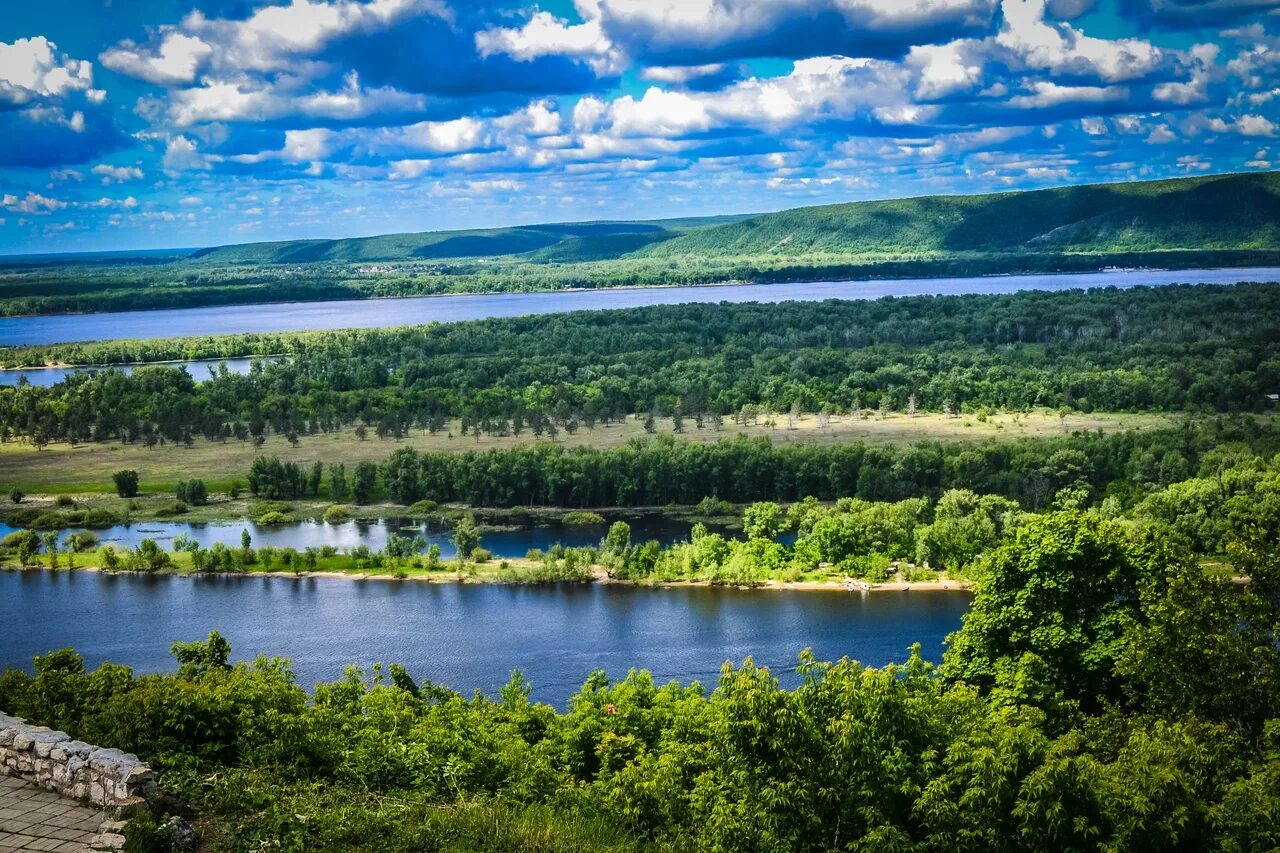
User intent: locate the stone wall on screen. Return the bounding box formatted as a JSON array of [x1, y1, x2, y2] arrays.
[[0, 712, 154, 809]]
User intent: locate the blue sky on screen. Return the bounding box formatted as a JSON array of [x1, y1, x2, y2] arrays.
[[0, 0, 1278, 253]]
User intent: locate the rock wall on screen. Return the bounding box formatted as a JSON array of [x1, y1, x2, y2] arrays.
[[0, 712, 154, 808]]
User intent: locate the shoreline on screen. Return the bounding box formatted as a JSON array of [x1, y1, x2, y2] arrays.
[[3, 563, 974, 594]]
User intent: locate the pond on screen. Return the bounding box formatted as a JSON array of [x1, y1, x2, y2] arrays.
[[0, 569, 969, 702]]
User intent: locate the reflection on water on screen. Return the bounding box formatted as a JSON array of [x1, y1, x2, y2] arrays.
[[51, 515, 703, 559], [0, 569, 970, 702]]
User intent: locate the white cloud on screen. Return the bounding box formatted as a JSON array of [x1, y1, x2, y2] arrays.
[[92, 164, 144, 184], [2, 192, 67, 214], [607, 88, 712, 137], [0, 36, 97, 106], [1007, 80, 1128, 108], [101, 32, 212, 86], [909, 40, 985, 99], [640, 64, 727, 84], [162, 135, 213, 172], [476, 10, 619, 73], [997, 0, 1163, 83]]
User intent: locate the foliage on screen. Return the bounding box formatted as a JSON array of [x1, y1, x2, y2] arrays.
[[112, 470, 139, 498]]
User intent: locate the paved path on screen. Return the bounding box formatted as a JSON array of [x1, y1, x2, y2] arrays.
[[0, 776, 104, 853]]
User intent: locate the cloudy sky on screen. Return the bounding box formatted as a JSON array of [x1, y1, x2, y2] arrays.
[[0, 0, 1277, 253]]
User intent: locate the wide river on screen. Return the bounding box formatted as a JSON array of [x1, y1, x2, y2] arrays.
[[0, 570, 968, 702], [4, 267, 1277, 345]]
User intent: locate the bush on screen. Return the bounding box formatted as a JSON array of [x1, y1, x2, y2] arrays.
[[256, 511, 292, 526], [152, 501, 188, 518], [249, 501, 292, 522], [562, 511, 606, 526], [470, 548, 493, 563], [406, 500, 438, 516], [8, 489, 22, 504], [323, 504, 353, 524], [112, 470, 139, 498], [54, 495, 75, 507]]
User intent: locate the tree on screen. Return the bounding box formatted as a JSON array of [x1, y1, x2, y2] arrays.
[[451, 514, 480, 561], [605, 521, 631, 554], [942, 511, 1145, 706], [352, 461, 378, 505], [742, 502, 787, 540], [112, 470, 139, 498], [171, 630, 232, 678]]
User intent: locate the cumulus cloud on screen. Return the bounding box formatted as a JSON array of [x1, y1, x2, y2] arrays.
[[2, 191, 66, 214], [101, 33, 213, 86], [0, 37, 99, 106], [997, 0, 1165, 83], [92, 164, 144, 184]]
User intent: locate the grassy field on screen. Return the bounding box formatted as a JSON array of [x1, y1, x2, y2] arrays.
[[0, 410, 1176, 495]]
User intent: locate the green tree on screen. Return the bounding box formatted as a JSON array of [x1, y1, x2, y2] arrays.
[[112, 469, 139, 498], [943, 511, 1145, 705], [451, 514, 480, 561], [352, 461, 378, 505], [742, 501, 787, 540]]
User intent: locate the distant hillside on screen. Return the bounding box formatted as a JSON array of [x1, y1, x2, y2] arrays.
[[635, 171, 1280, 260], [184, 215, 750, 265]]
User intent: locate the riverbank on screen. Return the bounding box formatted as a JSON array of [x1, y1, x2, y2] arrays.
[[0, 562, 974, 594]]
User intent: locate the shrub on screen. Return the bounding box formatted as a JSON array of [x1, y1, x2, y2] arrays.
[[111, 470, 139, 498], [256, 511, 292, 526], [323, 504, 353, 524], [8, 489, 22, 504], [471, 548, 493, 563], [562, 511, 606, 526], [54, 495, 75, 507], [152, 501, 188, 518], [406, 500, 438, 516]]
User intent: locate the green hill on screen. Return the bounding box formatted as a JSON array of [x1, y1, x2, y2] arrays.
[[184, 216, 748, 265], [634, 171, 1280, 260]]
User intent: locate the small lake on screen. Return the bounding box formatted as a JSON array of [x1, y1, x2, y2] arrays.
[[0, 570, 969, 702], [0, 356, 263, 387], [35, 516, 725, 560], [2, 267, 1276, 345]]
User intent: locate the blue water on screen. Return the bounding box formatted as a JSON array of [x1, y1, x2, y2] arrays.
[[0, 357, 264, 387], [2, 267, 1275, 345], [0, 569, 969, 702], [42, 516, 703, 560]]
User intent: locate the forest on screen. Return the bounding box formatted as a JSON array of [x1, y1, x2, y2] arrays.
[[2, 283, 1278, 450], [1, 502, 1276, 852], [1, 171, 1278, 316]]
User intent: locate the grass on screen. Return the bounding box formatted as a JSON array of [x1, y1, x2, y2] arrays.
[[0, 410, 1177, 495]]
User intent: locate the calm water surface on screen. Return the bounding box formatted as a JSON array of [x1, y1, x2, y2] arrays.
[[0, 570, 968, 701], [3, 267, 1276, 345], [39, 516, 706, 560]]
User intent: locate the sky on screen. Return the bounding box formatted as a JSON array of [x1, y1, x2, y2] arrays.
[[0, 0, 1278, 254]]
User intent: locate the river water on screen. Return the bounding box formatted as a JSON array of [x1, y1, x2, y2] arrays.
[[0, 570, 969, 701], [33, 516, 711, 560], [3, 267, 1275, 345]]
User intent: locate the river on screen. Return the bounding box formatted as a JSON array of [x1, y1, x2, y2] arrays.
[[2, 267, 1276, 345], [0, 570, 968, 701]]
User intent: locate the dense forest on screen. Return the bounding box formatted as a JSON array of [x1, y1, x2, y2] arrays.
[[2, 172, 1278, 316], [2, 505, 1276, 851], [2, 283, 1278, 448]]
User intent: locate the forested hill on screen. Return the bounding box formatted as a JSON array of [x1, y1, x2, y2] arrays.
[[637, 170, 1280, 259], [183, 215, 752, 265], [183, 171, 1280, 266]]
